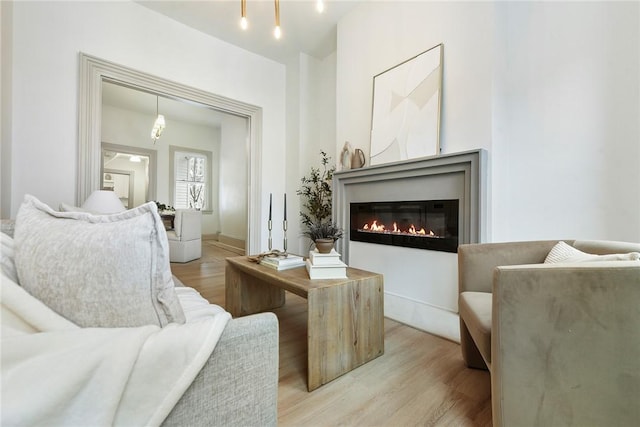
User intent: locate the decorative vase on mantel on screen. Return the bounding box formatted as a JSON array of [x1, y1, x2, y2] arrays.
[[314, 238, 335, 254]]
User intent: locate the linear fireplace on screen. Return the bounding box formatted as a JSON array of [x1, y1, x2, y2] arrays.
[[333, 150, 487, 342], [350, 200, 459, 253]]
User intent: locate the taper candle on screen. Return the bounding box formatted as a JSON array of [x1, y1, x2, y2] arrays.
[[283, 193, 287, 221], [269, 193, 272, 221]]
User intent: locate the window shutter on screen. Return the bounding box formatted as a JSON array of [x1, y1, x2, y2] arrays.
[[174, 155, 189, 209], [174, 152, 207, 210]]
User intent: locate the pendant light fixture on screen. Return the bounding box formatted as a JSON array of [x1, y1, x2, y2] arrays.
[[151, 95, 165, 143], [240, 0, 248, 30], [274, 0, 281, 40], [239, 0, 323, 40]]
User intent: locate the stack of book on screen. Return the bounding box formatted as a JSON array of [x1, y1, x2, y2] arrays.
[[260, 254, 305, 271], [305, 249, 347, 279]]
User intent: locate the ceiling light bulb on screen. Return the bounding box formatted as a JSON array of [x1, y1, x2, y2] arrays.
[[316, 0, 324, 13], [274, 25, 281, 39], [240, 16, 248, 30]]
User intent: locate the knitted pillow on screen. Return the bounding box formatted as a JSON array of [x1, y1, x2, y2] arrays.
[[544, 241, 640, 264], [14, 195, 185, 328]]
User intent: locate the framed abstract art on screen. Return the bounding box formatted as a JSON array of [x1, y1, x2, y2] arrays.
[[370, 43, 443, 166]]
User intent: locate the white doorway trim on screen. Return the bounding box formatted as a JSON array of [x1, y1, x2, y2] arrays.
[[77, 53, 262, 254]]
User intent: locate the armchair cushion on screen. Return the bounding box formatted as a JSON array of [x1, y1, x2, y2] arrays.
[[458, 291, 492, 365], [14, 195, 185, 328]]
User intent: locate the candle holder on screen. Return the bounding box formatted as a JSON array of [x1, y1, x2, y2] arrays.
[[268, 220, 273, 251], [283, 220, 287, 253]]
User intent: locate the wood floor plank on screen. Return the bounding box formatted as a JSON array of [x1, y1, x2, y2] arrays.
[[171, 242, 492, 426]]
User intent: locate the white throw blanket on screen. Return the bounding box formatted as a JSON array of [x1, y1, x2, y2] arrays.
[[1, 274, 230, 426]]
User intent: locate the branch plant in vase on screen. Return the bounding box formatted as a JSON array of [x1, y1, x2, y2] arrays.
[[297, 151, 344, 254], [189, 185, 204, 210]]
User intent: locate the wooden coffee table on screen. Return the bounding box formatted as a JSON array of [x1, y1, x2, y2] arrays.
[[225, 256, 384, 391]]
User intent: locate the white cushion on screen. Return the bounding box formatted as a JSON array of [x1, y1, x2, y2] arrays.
[[14, 195, 185, 328], [1, 233, 18, 283], [58, 202, 89, 213], [545, 241, 640, 264]]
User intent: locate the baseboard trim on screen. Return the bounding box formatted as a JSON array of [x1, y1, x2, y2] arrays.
[[384, 292, 460, 343], [206, 240, 245, 255], [218, 234, 245, 250]]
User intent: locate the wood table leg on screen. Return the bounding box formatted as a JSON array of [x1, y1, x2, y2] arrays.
[[306, 274, 384, 391], [225, 263, 286, 317]]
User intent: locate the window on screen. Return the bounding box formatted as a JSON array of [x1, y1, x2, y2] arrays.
[[174, 151, 207, 209]]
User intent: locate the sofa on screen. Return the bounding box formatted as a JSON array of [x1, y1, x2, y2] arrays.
[[1, 196, 279, 426], [458, 239, 640, 427]]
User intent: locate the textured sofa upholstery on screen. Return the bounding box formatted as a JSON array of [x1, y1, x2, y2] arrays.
[[458, 240, 640, 427], [167, 209, 202, 263], [164, 311, 279, 426]]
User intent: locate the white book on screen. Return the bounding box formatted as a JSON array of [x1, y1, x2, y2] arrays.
[[308, 249, 342, 266], [305, 259, 347, 279], [260, 254, 304, 266], [260, 257, 305, 271]]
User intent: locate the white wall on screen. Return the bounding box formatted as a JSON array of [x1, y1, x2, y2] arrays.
[[1, 1, 13, 219], [336, 1, 639, 339], [7, 1, 285, 251], [219, 114, 248, 241], [286, 52, 337, 255], [491, 1, 640, 242]]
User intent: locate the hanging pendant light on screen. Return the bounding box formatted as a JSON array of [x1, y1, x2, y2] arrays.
[[239, 0, 323, 39], [273, 0, 281, 39], [151, 96, 165, 143], [240, 0, 248, 30]]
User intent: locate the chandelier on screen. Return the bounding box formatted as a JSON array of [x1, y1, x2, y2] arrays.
[[240, 0, 324, 39], [151, 95, 165, 143]]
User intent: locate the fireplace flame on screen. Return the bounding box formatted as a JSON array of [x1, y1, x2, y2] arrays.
[[359, 220, 440, 238], [363, 220, 387, 232]]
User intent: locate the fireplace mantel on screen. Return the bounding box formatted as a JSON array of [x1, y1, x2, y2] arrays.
[[333, 149, 487, 263]]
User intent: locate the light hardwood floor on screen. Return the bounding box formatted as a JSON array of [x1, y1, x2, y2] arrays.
[[171, 241, 492, 426]]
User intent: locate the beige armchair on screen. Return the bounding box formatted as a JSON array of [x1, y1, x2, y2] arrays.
[[167, 209, 202, 263], [458, 240, 640, 426]]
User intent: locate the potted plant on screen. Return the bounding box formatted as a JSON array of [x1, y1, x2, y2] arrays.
[[297, 151, 344, 253], [303, 222, 344, 253], [153, 201, 175, 214]]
